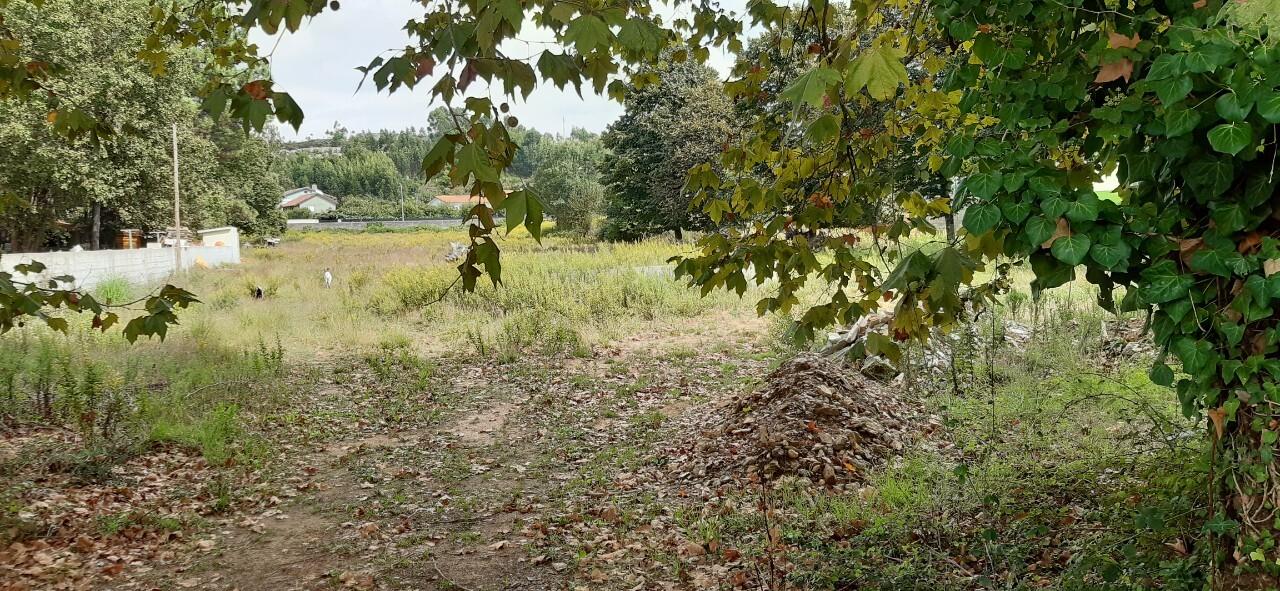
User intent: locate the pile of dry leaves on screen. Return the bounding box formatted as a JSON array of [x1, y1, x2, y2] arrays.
[[662, 355, 935, 490], [0, 427, 251, 591]]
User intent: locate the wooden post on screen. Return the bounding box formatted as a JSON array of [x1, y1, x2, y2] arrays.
[[172, 123, 182, 274]]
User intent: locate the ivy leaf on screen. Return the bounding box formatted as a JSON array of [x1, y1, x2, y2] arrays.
[[1145, 54, 1183, 80], [1150, 362, 1175, 387], [1172, 337, 1214, 374], [779, 66, 840, 113], [1140, 260, 1192, 303], [1207, 122, 1253, 155], [1258, 91, 1280, 123], [962, 203, 1001, 235], [1211, 204, 1246, 233], [1050, 233, 1091, 265], [1090, 238, 1131, 270], [1163, 105, 1201, 137], [1190, 247, 1234, 277], [1185, 159, 1234, 198], [846, 45, 909, 101], [1204, 515, 1240, 535]]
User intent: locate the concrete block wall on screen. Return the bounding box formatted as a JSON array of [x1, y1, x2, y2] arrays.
[[0, 245, 240, 291]]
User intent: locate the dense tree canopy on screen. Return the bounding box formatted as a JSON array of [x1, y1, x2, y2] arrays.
[[600, 59, 732, 240], [528, 131, 606, 234], [0, 0, 283, 252]]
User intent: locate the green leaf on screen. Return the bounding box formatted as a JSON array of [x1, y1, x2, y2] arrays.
[[617, 18, 663, 57], [504, 190, 528, 234], [1211, 204, 1246, 233], [1215, 93, 1252, 121], [1064, 195, 1099, 223], [202, 87, 229, 120], [1204, 514, 1239, 535], [1208, 122, 1253, 155], [1145, 54, 1183, 80], [865, 332, 902, 363], [454, 142, 499, 183], [1185, 159, 1234, 198], [1090, 238, 1131, 270], [1172, 337, 1214, 374], [537, 52, 581, 93], [1023, 215, 1055, 246], [1029, 252, 1074, 295], [1050, 233, 1091, 265], [1163, 105, 1201, 137], [421, 136, 455, 178], [1190, 247, 1234, 277], [779, 66, 840, 112], [846, 45, 909, 101], [965, 172, 1003, 199], [1041, 194, 1069, 218], [1152, 76, 1193, 105], [1140, 261, 1193, 303], [524, 191, 544, 241], [805, 114, 840, 144], [1000, 199, 1031, 223], [564, 15, 610, 54], [1150, 362, 1174, 387], [962, 203, 1001, 235], [1258, 91, 1280, 123]]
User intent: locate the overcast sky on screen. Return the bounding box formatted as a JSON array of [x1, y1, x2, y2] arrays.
[[253, 0, 747, 140]]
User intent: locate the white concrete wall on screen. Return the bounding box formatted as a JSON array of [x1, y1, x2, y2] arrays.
[[0, 245, 240, 290]]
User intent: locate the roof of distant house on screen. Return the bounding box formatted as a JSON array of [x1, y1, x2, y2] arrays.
[[280, 186, 338, 208], [433, 194, 490, 205]]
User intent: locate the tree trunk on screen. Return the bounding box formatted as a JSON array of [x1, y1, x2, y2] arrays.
[[91, 201, 101, 250], [943, 212, 956, 242], [673, 227, 684, 241]]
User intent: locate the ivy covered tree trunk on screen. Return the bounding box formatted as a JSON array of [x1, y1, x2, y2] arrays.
[[1217, 407, 1280, 589], [90, 200, 100, 250]]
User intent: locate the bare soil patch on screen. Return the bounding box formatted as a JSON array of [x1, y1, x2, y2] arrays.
[[447, 401, 516, 447]]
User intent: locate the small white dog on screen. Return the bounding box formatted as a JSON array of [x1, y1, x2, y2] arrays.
[[323, 268, 333, 288]]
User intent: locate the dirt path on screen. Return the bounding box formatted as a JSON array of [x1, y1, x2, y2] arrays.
[[82, 326, 773, 591], [152, 386, 558, 591]]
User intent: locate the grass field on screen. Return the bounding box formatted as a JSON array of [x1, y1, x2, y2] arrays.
[[0, 226, 1207, 591]]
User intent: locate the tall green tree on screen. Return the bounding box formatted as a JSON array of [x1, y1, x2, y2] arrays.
[[600, 59, 733, 240], [0, 0, 281, 250], [528, 133, 606, 234]]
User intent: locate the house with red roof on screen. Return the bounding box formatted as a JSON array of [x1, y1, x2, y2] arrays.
[[279, 185, 339, 214], [428, 193, 491, 211]]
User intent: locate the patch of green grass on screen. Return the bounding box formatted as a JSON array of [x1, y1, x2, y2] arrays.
[[92, 277, 134, 306]]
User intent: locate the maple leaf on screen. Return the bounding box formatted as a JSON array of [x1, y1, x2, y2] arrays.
[[1095, 59, 1134, 83], [242, 80, 269, 100]]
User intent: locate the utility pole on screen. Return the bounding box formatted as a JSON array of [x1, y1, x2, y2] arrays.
[[171, 123, 182, 274], [400, 183, 405, 221]]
